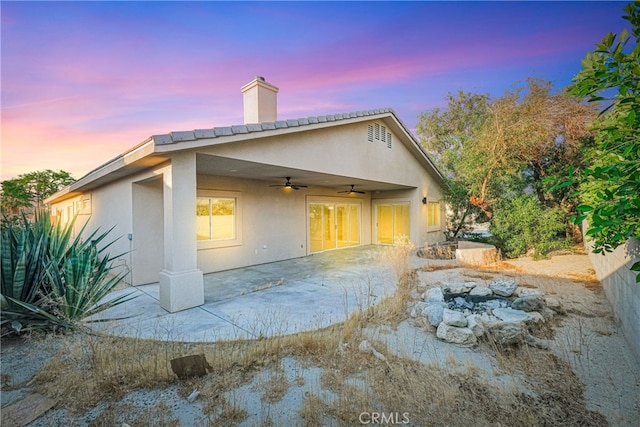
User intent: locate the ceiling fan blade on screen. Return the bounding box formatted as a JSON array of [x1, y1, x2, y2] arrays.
[[338, 185, 365, 194]]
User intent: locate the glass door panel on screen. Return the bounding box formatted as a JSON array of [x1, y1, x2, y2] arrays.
[[336, 205, 349, 248], [348, 204, 360, 246], [309, 204, 324, 253], [377, 205, 394, 244], [377, 203, 410, 244], [393, 204, 410, 242], [309, 202, 361, 253], [323, 205, 336, 251]]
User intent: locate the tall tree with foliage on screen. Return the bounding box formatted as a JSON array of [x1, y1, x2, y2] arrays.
[[0, 170, 75, 217], [566, 1, 640, 280], [417, 79, 596, 242], [416, 91, 490, 236]]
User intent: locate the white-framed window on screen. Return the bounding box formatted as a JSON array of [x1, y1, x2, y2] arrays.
[[197, 190, 242, 249], [427, 201, 441, 228]]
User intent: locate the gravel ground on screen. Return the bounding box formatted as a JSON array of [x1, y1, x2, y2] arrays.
[[2, 252, 639, 426]]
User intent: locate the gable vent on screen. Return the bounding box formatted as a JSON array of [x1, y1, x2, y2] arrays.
[[367, 122, 393, 148]]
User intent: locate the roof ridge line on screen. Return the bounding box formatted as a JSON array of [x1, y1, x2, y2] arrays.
[[153, 107, 395, 145]]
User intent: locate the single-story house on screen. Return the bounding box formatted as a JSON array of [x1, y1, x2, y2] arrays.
[[45, 77, 447, 312]]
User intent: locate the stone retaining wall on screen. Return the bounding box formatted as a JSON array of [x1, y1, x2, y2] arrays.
[[586, 236, 640, 363]]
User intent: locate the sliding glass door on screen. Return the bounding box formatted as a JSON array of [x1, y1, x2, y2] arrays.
[[376, 203, 410, 244], [309, 203, 361, 253]]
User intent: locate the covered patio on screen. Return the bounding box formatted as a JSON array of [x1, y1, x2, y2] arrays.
[[88, 246, 399, 342]]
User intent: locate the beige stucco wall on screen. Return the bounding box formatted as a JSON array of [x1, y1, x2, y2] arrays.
[[586, 236, 640, 363], [195, 174, 375, 273], [48, 165, 172, 285], [49, 117, 445, 284], [193, 120, 444, 273]]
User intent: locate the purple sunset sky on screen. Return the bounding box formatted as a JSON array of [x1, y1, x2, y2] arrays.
[[0, 1, 630, 181]]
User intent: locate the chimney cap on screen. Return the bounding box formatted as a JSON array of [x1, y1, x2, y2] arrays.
[[241, 76, 279, 93]]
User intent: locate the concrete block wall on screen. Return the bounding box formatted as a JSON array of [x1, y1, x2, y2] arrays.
[[587, 236, 640, 362]]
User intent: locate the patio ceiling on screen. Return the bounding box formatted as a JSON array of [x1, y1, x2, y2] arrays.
[[195, 153, 414, 192]]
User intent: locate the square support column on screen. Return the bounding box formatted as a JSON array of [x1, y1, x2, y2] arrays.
[[159, 152, 204, 312]]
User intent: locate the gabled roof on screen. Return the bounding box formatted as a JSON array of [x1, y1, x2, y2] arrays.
[[45, 108, 445, 204], [152, 108, 396, 145]]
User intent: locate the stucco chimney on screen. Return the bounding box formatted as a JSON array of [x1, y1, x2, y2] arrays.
[[241, 76, 279, 124]]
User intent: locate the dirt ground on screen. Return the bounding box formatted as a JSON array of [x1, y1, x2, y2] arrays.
[[1, 252, 639, 426]]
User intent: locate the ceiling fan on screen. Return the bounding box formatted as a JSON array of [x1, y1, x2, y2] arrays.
[[269, 177, 308, 190], [338, 184, 365, 194]]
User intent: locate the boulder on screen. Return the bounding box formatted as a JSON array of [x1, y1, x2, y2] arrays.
[[511, 294, 544, 312], [489, 280, 518, 297], [469, 286, 493, 297], [487, 322, 527, 345], [442, 308, 468, 327], [492, 308, 532, 323], [455, 241, 499, 267], [424, 287, 444, 303], [481, 299, 509, 310], [452, 296, 473, 309], [544, 296, 565, 314], [526, 311, 545, 324], [540, 306, 557, 321], [422, 303, 445, 327], [436, 323, 477, 345], [445, 281, 477, 294], [466, 314, 485, 337], [515, 287, 542, 297], [410, 302, 429, 318]]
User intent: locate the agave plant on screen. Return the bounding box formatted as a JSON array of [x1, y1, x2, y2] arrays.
[[1, 213, 53, 307], [46, 238, 132, 321], [1, 213, 136, 334]]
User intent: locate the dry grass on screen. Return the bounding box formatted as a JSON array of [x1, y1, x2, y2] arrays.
[[17, 244, 608, 425], [300, 392, 328, 425], [255, 371, 289, 403]]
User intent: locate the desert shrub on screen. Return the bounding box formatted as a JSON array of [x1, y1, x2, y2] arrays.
[[490, 194, 568, 258], [0, 214, 133, 335]]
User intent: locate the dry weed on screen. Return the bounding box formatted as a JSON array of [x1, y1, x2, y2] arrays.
[[300, 392, 329, 426], [21, 249, 609, 426], [255, 371, 289, 403]]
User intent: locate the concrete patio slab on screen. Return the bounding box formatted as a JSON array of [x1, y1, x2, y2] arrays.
[[87, 245, 398, 342]]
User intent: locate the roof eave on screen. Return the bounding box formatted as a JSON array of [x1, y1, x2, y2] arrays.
[[45, 138, 156, 204]]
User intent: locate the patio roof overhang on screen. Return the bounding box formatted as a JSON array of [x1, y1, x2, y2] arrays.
[[195, 154, 415, 192]]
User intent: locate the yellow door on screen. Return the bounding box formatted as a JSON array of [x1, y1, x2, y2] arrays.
[[377, 203, 410, 244]]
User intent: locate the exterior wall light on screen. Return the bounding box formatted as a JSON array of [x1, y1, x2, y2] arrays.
[[422, 197, 427, 205]]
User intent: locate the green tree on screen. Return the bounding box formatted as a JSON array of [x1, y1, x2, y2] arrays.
[[567, 1, 640, 280], [1, 170, 75, 217], [417, 79, 595, 241], [490, 194, 568, 258], [416, 91, 490, 236]]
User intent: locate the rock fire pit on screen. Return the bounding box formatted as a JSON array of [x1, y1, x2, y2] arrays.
[[410, 279, 562, 346]]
